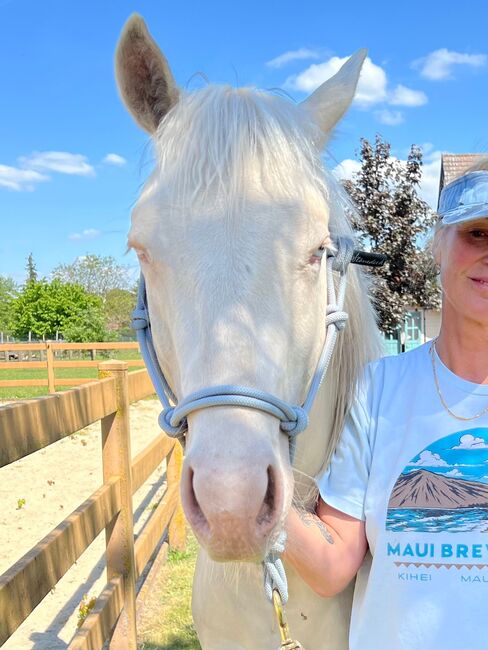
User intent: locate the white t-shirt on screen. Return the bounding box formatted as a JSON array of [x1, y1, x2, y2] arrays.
[[317, 342, 488, 650]]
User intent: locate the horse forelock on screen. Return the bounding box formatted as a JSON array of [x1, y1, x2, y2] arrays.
[[153, 84, 329, 214]]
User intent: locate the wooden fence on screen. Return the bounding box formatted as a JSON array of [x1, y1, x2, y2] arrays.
[[0, 342, 144, 393], [0, 361, 186, 649]]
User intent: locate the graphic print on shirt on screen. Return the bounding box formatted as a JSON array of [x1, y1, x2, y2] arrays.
[[386, 427, 488, 534]]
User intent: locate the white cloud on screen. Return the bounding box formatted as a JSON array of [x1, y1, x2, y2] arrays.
[[286, 55, 388, 107], [0, 165, 49, 191], [389, 84, 428, 107], [332, 159, 362, 182], [409, 450, 449, 467], [266, 48, 320, 69], [452, 434, 488, 450], [103, 153, 127, 166], [414, 48, 487, 80], [445, 469, 463, 477], [286, 55, 428, 120], [69, 228, 102, 241], [375, 109, 405, 126], [19, 151, 95, 176]]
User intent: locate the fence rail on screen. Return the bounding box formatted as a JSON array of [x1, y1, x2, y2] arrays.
[[0, 363, 185, 649], [0, 341, 144, 393]]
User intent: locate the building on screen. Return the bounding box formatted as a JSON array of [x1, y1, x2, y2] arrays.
[[438, 153, 487, 201]]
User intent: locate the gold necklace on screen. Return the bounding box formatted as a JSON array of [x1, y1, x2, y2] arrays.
[[430, 341, 488, 421]]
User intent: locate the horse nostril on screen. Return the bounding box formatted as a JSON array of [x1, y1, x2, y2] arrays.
[[185, 466, 209, 531], [256, 465, 276, 527]]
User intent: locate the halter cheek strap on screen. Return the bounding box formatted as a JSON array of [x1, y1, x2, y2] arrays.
[[132, 237, 354, 457]]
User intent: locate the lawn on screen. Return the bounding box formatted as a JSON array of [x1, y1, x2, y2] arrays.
[[0, 348, 145, 399], [138, 533, 201, 650]]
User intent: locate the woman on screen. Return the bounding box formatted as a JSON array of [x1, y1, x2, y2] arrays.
[[285, 162, 488, 650]]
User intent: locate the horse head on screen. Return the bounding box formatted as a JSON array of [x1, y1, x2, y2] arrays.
[[116, 15, 367, 562]]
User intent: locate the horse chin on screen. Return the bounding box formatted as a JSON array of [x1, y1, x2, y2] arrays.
[[194, 529, 269, 563]]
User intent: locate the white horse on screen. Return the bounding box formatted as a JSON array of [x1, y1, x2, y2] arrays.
[[116, 15, 380, 649]]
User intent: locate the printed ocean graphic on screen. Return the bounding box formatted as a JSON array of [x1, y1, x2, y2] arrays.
[[387, 506, 488, 533], [386, 428, 488, 533]]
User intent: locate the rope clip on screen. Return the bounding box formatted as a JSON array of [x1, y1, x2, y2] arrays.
[[272, 589, 303, 649]]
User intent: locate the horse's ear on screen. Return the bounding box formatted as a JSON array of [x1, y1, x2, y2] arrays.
[[115, 14, 179, 134], [301, 49, 367, 146]]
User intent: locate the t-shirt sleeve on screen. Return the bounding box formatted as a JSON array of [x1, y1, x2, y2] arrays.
[[315, 365, 376, 521]]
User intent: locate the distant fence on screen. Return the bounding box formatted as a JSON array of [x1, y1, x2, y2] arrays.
[[0, 362, 186, 649], [0, 342, 144, 392]]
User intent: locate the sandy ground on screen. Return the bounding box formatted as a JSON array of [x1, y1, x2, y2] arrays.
[[0, 398, 167, 649]]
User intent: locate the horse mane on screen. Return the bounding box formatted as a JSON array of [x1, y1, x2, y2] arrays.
[[154, 84, 382, 456]]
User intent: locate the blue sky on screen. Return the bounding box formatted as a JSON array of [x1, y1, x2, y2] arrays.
[[1, 0, 487, 283]]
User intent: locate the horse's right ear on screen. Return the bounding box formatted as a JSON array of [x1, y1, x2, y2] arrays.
[[115, 14, 179, 134]]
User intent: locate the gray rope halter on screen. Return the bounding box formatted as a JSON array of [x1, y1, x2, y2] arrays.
[[132, 236, 355, 605]]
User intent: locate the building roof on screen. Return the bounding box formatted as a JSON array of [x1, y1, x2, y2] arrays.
[[438, 153, 487, 206]]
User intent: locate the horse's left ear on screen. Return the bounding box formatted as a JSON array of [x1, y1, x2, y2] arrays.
[[115, 14, 179, 134], [301, 49, 367, 146]]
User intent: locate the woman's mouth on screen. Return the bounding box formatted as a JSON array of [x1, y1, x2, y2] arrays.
[[469, 276, 488, 288]]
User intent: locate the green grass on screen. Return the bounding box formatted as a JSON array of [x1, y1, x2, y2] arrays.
[[138, 533, 201, 650], [0, 349, 144, 399]]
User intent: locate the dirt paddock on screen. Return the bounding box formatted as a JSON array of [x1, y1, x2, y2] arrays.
[[0, 398, 165, 649]]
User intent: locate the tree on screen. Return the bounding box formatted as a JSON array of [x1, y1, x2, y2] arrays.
[[104, 288, 137, 339], [0, 276, 18, 334], [26, 253, 38, 283], [52, 255, 133, 299], [343, 135, 441, 334], [9, 279, 108, 341]]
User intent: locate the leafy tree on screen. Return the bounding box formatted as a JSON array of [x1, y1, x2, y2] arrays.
[[0, 276, 18, 334], [104, 288, 137, 339], [343, 135, 440, 334], [61, 303, 109, 342], [26, 253, 38, 283], [9, 279, 108, 341], [52, 255, 133, 299]]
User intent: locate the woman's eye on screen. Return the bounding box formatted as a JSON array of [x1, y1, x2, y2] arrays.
[[470, 230, 487, 238]]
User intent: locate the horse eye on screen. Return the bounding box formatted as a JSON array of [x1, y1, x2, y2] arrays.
[[314, 245, 327, 259], [135, 249, 150, 264], [308, 244, 327, 266]]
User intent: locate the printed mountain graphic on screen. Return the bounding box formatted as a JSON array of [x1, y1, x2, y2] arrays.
[[388, 469, 488, 509]]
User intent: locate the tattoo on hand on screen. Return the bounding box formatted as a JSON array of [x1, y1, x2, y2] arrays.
[[298, 511, 334, 544]]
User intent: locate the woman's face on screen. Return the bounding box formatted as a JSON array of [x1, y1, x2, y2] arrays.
[[437, 218, 488, 325]]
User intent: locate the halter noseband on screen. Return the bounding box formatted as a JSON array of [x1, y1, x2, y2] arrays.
[[132, 236, 354, 457]]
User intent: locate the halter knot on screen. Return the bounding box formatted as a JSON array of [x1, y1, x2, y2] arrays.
[[325, 304, 348, 331], [158, 408, 185, 439], [279, 406, 309, 435]]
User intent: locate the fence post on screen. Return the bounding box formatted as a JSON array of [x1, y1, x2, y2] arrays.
[[46, 342, 55, 393], [98, 361, 137, 650], [167, 442, 186, 552]]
